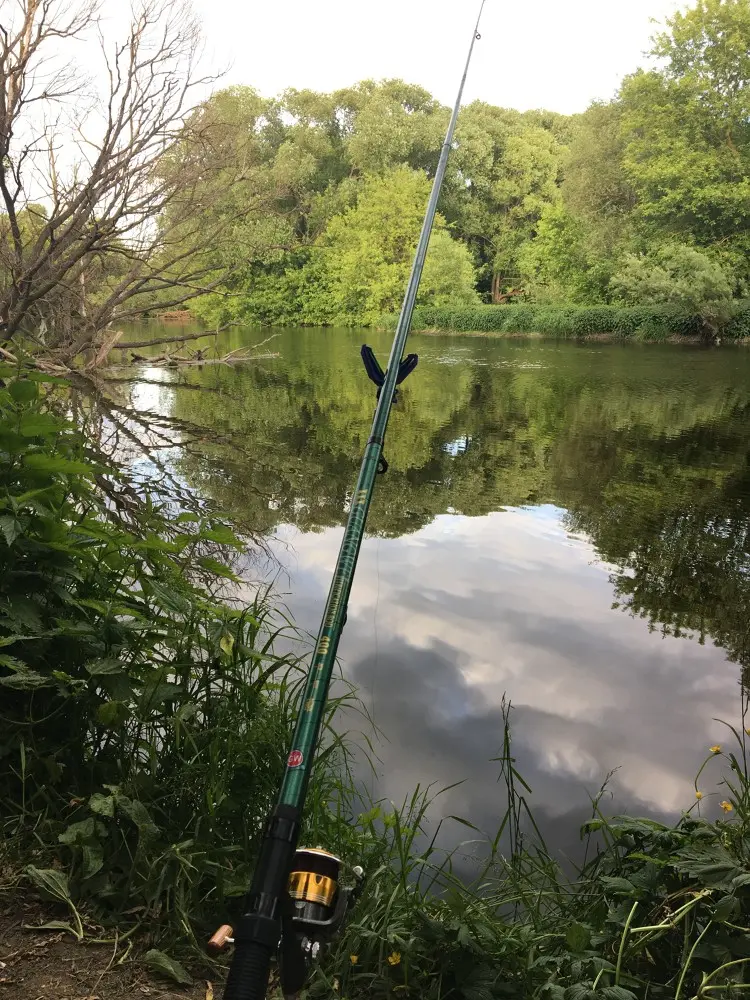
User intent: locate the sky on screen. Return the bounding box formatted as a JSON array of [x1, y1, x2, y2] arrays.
[[190, 0, 684, 115]]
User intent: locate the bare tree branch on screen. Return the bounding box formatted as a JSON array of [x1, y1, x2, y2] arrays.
[[0, 0, 266, 363]]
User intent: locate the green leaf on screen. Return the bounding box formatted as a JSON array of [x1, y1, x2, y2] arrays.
[[24, 372, 67, 383], [89, 792, 115, 817], [600, 876, 637, 896], [18, 412, 64, 438], [175, 512, 200, 524], [24, 453, 93, 476], [147, 579, 192, 615], [197, 556, 238, 580], [26, 867, 73, 905], [0, 668, 52, 690], [58, 817, 96, 845], [0, 514, 21, 545], [143, 950, 193, 986], [566, 922, 592, 953], [673, 845, 739, 885], [540, 987, 565, 1000], [0, 653, 26, 670], [81, 845, 104, 880], [201, 524, 243, 547], [581, 818, 605, 834], [456, 923, 474, 948], [714, 894, 740, 922], [85, 658, 125, 676], [96, 701, 131, 727], [601, 989, 638, 1000], [0, 634, 38, 647], [565, 986, 597, 1000], [732, 873, 750, 888], [9, 380, 39, 403], [138, 681, 183, 712], [118, 797, 158, 837]]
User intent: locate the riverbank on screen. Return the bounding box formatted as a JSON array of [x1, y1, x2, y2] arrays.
[[3, 370, 750, 998], [395, 302, 750, 343]]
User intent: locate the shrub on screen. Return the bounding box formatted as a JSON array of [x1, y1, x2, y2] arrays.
[[408, 302, 750, 341], [0, 370, 332, 944], [609, 244, 733, 314]]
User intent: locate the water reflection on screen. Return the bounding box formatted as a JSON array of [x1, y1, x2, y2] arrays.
[[118, 326, 750, 843], [270, 508, 737, 845]]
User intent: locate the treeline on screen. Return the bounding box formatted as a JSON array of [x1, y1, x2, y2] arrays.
[[188, 0, 749, 329]]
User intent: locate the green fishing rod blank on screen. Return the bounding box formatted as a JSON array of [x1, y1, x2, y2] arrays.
[[219, 5, 487, 998]]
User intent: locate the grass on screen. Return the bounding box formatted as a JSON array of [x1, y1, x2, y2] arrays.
[[2, 368, 750, 999]]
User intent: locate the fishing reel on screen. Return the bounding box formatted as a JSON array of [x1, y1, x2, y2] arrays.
[[209, 847, 364, 999]]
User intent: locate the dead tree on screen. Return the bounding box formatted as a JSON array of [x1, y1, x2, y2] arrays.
[[0, 0, 252, 364]]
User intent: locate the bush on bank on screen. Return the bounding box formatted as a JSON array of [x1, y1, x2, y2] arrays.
[[401, 301, 750, 341]]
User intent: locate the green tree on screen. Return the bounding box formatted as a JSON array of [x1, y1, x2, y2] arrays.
[[522, 101, 638, 302], [619, 0, 750, 290], [445, 102, 564, 300], [310, 167, 478, 325]]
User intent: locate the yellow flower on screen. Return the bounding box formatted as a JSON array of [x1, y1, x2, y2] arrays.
[[387, 951, 401, 967], [710, 745, 722, 754], [350, 955, 359, 965], [720, 800, 734, 813], [695, 790, 703, 800]]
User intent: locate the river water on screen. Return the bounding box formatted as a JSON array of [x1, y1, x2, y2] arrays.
[[120, 325, 750, 855]]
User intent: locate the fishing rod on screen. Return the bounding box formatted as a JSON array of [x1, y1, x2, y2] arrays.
[[213, 5, 487, 998]]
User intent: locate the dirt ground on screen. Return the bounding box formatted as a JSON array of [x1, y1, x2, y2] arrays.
[[0, 893, 212, 1000]]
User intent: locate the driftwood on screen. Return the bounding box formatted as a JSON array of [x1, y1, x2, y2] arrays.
[[125, 333, 280, 368], [118, 330, 218, 350], [128, 346, 278, 367]]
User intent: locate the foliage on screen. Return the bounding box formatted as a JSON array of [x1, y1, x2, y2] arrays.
[[182, 0, 750, 324], [0, 372, 342, 943], [310, 168, 478, 325], [407, 302, 750, 341], [609, 245, 734, 320], [323, 726, 750, 1000]]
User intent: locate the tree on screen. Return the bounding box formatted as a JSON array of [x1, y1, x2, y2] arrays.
[[445, 102, 564, 301], [332, 79, 448, 176], [0, 0, 251, 364], [313, 167, 478, 325], [619, 0, 750, 291]]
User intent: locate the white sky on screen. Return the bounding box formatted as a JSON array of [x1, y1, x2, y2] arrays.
[[190, 0, 684, 114]]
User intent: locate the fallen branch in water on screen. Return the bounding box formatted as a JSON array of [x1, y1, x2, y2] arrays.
[[126, 334, 280, 367], [118, 330, 218, 350]]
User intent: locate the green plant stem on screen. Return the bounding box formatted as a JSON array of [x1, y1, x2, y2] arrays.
[[675, 921, 713, 1000], [696, 958, 750, 995], [615, 901, 639, 985], [592, 968, 607, 990]]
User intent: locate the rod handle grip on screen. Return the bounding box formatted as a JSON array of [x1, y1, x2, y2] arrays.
[[222, 941, 272, 1000]]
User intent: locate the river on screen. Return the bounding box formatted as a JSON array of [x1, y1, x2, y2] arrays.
[[119, 324, 750, 856]]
